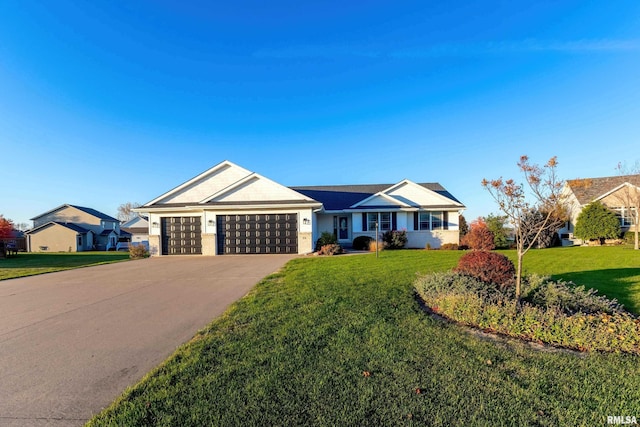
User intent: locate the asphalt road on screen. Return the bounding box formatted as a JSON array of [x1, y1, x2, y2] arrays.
[[0, 255, 294, 426]]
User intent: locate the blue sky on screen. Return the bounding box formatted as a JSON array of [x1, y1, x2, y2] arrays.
[[2, 1, 639, 226]]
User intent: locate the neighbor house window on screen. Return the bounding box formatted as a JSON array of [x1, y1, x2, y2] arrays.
[[614, 207, 636, 227]]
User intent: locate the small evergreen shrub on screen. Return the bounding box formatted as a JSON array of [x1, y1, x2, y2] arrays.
[[352, 236, 373, 251], [318, 244, 343, 256], [455, 251, 515, 291], [129, 244, 149, 259], [440, 243, 459, 250], [381, 230, 407, 249], [315, 232, 337, 252]]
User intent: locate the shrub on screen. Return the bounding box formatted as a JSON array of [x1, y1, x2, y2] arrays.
[[129, 244, 149, 259], [574, 201, 621, 244], [368, 240, 383, 252], [381, 230, 407, 249], [352, 236, 373, 251], [318, 244, 343, 256], [315, 232, 337, 252], [460, 218, 495, 251], [440, 243, 459, 250], [623, 231, 637, 245], [522, 275, 623, 315], [455, 251, 515, 291]]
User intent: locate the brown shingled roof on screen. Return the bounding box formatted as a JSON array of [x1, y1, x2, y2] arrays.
[[567, 174, 640, 204]]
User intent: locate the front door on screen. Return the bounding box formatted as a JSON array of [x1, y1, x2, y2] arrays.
[[338, 216, 349, 240]]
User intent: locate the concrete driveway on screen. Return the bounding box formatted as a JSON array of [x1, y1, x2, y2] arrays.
[[0, 255, 295, 426]]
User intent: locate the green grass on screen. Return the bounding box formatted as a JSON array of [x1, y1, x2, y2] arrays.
[[502, 246, 640, 313], [88, 248, 640, 427], [0, 252, 130, 280]]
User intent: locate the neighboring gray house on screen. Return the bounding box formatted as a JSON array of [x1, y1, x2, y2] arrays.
[[135, 160, 465, 256], [26, 204, 125, 252], [558, 174, 640, 245], [120, 216, 149, 249]]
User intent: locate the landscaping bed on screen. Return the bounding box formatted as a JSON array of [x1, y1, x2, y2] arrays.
[[415, 272, 640, 354]]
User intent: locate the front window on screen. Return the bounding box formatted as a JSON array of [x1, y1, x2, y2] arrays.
[[419, 212, 430, 230], [379, 213, 391, 231], [367, 213, 378, 231], [431, 212, 443, 230]]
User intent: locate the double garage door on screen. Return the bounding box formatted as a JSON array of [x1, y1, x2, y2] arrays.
[[161, 214, 298, 255], [216, 213, 298, 255]]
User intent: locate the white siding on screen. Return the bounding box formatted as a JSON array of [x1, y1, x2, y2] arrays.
[[158, 164, 250, 204]]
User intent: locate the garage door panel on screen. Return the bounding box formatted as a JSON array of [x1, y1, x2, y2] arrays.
[[161, 217, 202, 255], [216, 213, 297, 255]]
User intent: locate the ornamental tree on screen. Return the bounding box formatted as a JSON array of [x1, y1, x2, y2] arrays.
[[0, 215, 14, 239], [574, 201, 621, 244], [482, 156, 565, 304], [461, 217, 495, 251]]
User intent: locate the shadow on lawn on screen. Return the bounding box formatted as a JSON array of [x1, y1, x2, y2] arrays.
[[552, 268, 640, 314]]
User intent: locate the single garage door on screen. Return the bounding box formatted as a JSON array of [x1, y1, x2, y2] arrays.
[[161, 217, 202, 255], [216, 213, 297, 254]]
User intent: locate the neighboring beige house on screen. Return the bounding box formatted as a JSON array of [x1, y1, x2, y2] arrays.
[[26, 204, 123, 252], [558, 174, 640, 245], [135, 160, 465, 256]]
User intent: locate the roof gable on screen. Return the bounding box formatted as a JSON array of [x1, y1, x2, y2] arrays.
[[121, 216, 149, 228], [202, 173, 316, 204], [146, 160, 252, 205], [294, 180, 464, 211], [566, 175, 640, 205], [143, 160, 319, 208]]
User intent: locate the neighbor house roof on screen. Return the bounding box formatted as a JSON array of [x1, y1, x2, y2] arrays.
[[566, 175, 640, 205], [291, 183, 463, 211], [30, 204, 119, 222], [26, 221, 91, 234]]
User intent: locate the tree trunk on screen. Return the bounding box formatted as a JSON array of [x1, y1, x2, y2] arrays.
[[635, 225, 639, 250], [515, 250, 524, 308]]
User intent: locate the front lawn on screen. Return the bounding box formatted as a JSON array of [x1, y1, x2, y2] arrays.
[[88, 248, 640, 426], [0, 252, 130, 280], [505, 246, 640, 313]]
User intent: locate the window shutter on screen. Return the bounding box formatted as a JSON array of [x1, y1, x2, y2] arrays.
[[414, 212, 419, 230], [443, 211, 449, 230], [362, 213, 367, 231], [392, 212, 397, 230]]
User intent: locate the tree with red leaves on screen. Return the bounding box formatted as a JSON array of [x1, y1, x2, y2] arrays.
[[0, 215, 14, 239], [461, 217, 495, 251]]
